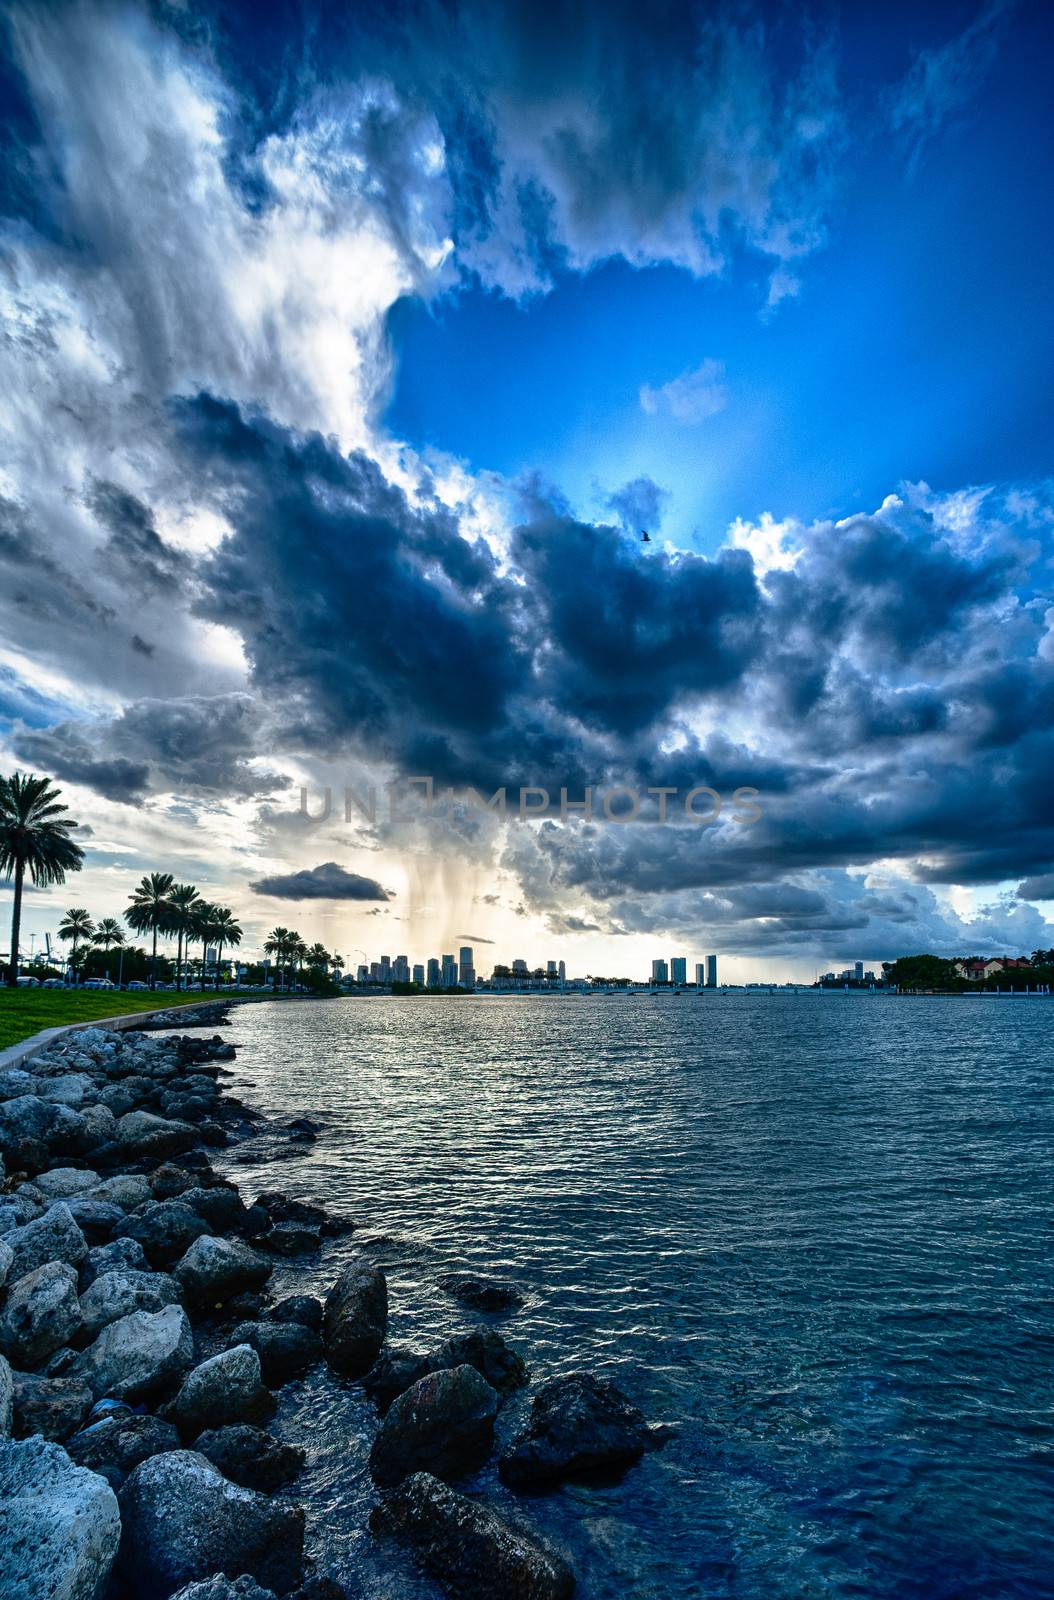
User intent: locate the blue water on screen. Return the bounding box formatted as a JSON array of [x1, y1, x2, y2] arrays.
[[213, 993, 1054, 1600]]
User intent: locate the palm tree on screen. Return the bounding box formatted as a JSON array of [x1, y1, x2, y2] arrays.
[[58, 908, 95, 985], [307, 942, 330, 969], [290, 933, 308, 990], [192, 902, 222, 988], [210, 906, 243, 991], [264, 926, 293, 992], [330, 951, 344, 979], [168, 883, 202, 991], [126, 872, 176, 990], [1, 774, 85, 986], [91, 917, 125, 981]]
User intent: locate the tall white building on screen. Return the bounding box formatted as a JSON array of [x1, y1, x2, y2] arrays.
[[671, 956, 687, 985], [652, 958, 669, 983]]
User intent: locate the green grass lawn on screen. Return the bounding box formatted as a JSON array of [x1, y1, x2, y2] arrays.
[[0, 988, 245, 1051]]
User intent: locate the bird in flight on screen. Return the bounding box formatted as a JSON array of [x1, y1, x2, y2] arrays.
[[641, 530, 651, 543]]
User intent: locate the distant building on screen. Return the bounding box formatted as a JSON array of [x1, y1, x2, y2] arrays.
[[356, 964, 368, 983], [393, 955, 409, 983], [558, 960, 566, 984], [458, 946, 475, 988], [695, 962, 705, 987], [426, 957, 440, 988], [854, 961, 864, 980], [706, 955, 718, 988], [441, 953, 457, 987], [547, 959, 557, 976], [671, 956, 686, 986], [652, 959, 669, 984], [512, 958, 528, 975], [412, 963, 424, 987], [378, 955, 391, 983]]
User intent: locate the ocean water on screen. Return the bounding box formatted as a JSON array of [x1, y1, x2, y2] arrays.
[[213, 993, 1054, 1600]]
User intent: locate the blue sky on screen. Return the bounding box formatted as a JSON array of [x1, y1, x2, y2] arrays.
[[1, 0, 1053, 978], [386, 1, 1054, 549]]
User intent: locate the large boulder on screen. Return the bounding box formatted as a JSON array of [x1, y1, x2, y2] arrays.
[[371, 1471, 575, 1600], [181, 1184, 249, 1233], [114, 1110, 198, 1159], [0, 1095, 92, 1167], [499, 1372, 652, 1487], [0, 1260, 83, 1367], [435, 1327, 529, 1397], [363, 1347, 434, 1415], [118, 1200, 211, 1268], [175, 1235, 272, 1307], [322, 1256, 387, 1376], [195, 1424, 305, 1493], [118, 1449, 304, 1596], [11, 1372, 92, 1441], [73, 1304, 194, 1403], [66, 1199, 124, 1244], [34, 1167, 101, 1200], [89, 1174, 152, 1212], [0, 1434, 121, 1600], [0, 1236, 13, 1288], [369, 1364, 499, 1489], [65, 1411, 181, 1490], [4, 1202, 88, 1280], [264, 1295, 323, 1333], [228, 1321, 322, 1386], [80, 1236, 149, 1286], [37, 1073, 96, 1106], [174, 1345, 274, 1438], [79, 1268, 183, 1339], [0, 1352, 12, 1438]]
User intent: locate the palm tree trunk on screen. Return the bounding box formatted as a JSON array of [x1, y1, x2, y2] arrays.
[[176, 929, 184, 991], [215, 941, 224, 992], [150, 922, 158, 990], [71, 934, 80, 987], [6, 860, 24, 986]]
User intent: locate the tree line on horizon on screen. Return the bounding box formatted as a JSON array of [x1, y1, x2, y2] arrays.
[[0, 769, 341, 992]]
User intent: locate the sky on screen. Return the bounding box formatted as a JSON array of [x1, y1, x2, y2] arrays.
[[1, 0, 1053, 983]]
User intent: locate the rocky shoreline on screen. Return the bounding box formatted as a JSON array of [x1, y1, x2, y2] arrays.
[[0, 1007, 667, 1600]]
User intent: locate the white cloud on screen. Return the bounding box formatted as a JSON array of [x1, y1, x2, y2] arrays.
[[639, 359, 727, 425]]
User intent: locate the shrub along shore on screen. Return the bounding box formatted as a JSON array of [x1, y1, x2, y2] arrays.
[[0, 1004, 669, 1600]]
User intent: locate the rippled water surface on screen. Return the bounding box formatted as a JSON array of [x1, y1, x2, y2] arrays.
[[213, 993, 1054, 1599]]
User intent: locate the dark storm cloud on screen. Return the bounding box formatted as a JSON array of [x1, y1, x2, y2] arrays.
[[13, 693, 286, 802], [87, 480, 189, 594], [1017, 873, 1054, 901], [249, 862, 391, 901], [607, 476, 669, 533]]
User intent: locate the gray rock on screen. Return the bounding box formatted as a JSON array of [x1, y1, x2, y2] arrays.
[[66, 1199, 125, 1242], [499, 1372, 652, 1487], [170, 1578, 277, 1600], [0, 1260, 83, 1367], [79, 1105, 117, 1147], [0, 1067, 36, 1099], [118, 1200, 212, 1268], [118, 1449, 304, 1596], [322, 1256, 387, 1376], [174, 1345, 274, 1438], [0, 1193, 44, 1235], [79, 1268, 183, 1339], [89, 1173, 152, 1211], [434, 1327, 529, 1398], [175, 1234, 272, 1307], [363, 1347, 435, 1415], [4, 1202, 88, 1280], [73, 1304, 194, 1403], [0, 1435, 121, 1600], [0, 1096, 93, 1166], [115, 1110, 198, 1158], [0, 1352, 12, 1438], [195, 1424, 305, 1493], [37, 1073, 96, 1107], [33, 1167, 101, 1199], [371, 1471, 575, 1600], [181, 1183, 249, 1233], [11, 1372, 92, 1440], [369, 1365, 500, 1489], [264, 1296, 323, 1333], [0, 1236, 13, 1288], [80, 1236, 148, 1286], [65, 1411, 181, 1490], [228, 1321, 322, 1386]]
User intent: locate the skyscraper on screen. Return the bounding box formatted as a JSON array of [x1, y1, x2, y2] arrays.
[[558, 959, 566, 984], [695, 963, 705, 987], [652, 958, 669, 984], [441, 953, 457, 987], [412, 963, 424, 987], [706, 954, 717, 988], [426, 957, 440, 988], [459, 946, 475, 988], [671, 956, 686, 986], [393, 955, 409, 983]]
